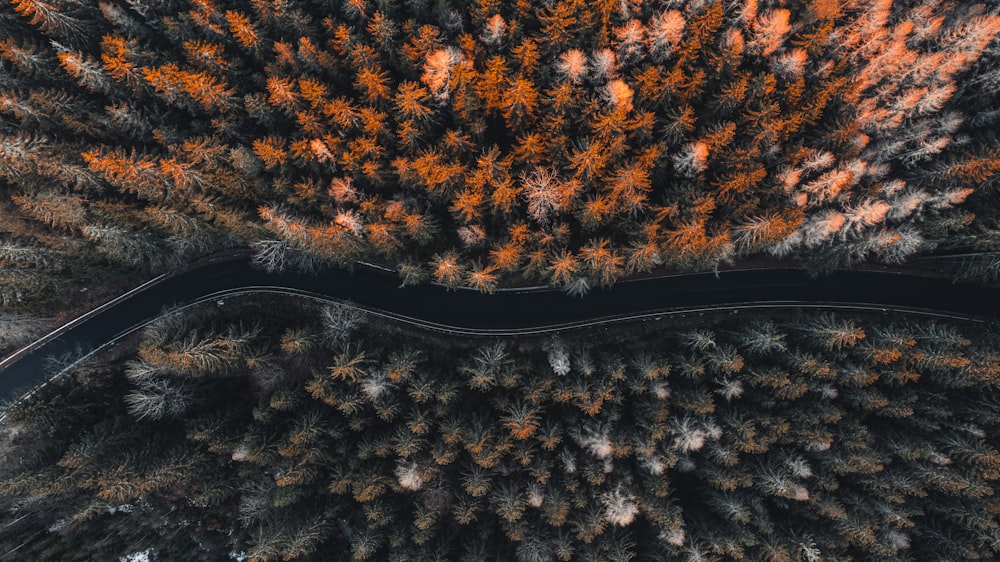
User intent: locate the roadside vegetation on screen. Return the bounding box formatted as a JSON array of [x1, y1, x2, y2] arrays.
[[1, 297, 998, 561]]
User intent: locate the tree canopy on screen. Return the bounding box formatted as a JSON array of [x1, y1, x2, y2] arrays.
[[3, 297, 1000, 561], [1, 0, 999, 299]]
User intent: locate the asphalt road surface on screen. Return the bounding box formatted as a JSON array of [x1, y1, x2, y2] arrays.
[[2, 256, 998, 401]]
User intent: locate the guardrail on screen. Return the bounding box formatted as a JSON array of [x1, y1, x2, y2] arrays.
[[1, 254, 994, 419], [0, 274, 169, 374], [1, 283, 985, 422]]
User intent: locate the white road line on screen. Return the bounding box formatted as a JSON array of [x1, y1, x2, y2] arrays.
[[0, 273, 169, 372], [0, 269, 991, 416], [357, 261, 396, 273]]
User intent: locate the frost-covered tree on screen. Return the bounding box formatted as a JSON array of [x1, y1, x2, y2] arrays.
[[574, 423, 615, 460], [671, 416, 707, 453], [251, 239, 319, 274], [672, 142, 709, 177], [0, 313, 49, 348], [83, 225, 174, 271], [601, 484, 640, 527], [320, 302, 365, 346], [736, 320, 787, 355], [124, 378, 191, 420], [798, 313, 866, 350], [395, 460, 425, 491], [546, 337, 571, 376]]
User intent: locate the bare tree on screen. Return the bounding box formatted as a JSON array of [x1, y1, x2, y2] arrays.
[[124, 378, 191, 420], [83, 224, 175, 271], [0, 313, 49, 348], [522, 167, 561, 224], [0, 241, 56, 269], [714, 378, 744, 401], [237, 478, 277, 527], [320, 302, 365, 346], [754, 460, 809, 501], [0, 268, 54, 307], [251, 239, 318, 274], [680, 330, 716, 352], [350, 529, 382, 561], [123, 359, 164, 383], [563, 276, 591, 298]]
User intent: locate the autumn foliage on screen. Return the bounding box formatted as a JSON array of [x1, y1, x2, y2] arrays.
[[0, 0, 998, 294]]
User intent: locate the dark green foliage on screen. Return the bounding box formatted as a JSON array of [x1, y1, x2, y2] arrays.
[[2, 298, 999, 560]]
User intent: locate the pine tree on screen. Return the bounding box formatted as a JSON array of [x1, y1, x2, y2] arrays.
[[430, 251, 465, 289], [11, 0, 87, 38], [54, 44, 112, 94], [10, 191, 86, 231], [798, 314, 866, 351]]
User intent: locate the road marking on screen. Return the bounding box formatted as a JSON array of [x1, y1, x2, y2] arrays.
[[0, 262, 993, 416], [0, 273, 169, 373]]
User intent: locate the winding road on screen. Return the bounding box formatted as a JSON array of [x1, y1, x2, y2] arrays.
[[1, 255, 999, 402]]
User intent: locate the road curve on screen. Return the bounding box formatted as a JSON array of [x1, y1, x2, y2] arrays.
[[2, 255, 999, 401]]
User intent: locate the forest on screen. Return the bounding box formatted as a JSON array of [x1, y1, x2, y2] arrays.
[[1, 298, 999, 561], [3, 0, 1000, 560], [1, 0, 1000, 306]]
